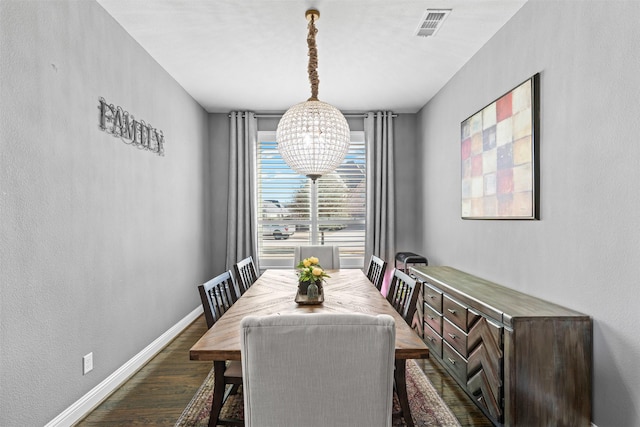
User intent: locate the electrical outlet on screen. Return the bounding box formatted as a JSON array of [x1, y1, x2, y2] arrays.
[[83, 352, 93, 375]]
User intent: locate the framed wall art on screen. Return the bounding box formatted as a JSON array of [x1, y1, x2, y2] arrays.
[[460, 74, 539, 219]]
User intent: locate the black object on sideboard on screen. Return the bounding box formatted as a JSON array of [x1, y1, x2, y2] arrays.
[[411, 266, 592, 427]]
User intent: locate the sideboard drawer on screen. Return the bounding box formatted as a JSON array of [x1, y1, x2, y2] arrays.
[[443, 295, 468, 332], [423, 282, 443, 312], [443, 318, 468, 357], [423, 323, 442, 358], [423, 302, 442, 334], [443, 341, 467, 386]]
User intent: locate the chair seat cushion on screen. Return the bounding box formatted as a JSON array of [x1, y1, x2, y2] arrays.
[[224, 360, 243, 378]]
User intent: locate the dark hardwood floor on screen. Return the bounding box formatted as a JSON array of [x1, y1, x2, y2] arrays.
[[76, 315, 491, 426], [415, 358, 493, 427]]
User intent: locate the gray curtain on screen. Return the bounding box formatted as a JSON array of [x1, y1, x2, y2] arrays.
[[365, 112, 395, 291], [226, 112, 259, 271]]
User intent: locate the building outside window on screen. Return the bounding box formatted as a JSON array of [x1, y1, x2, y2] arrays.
[[256, 130, 366, 269]]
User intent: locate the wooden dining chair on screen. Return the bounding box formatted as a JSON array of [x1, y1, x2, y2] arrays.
[[386, 269, 420, 326], [240, 313, 396, 427], [196, 272, 243, 426], [197, 270, 240, 329], [293, 245, 340, 269], [233, 255, 258, 295], [366, 255, 387, 291]]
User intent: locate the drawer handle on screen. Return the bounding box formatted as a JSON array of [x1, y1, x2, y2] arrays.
[[427, 336, 435, 343], [447, 357, 456, 365], [447, 308, 457, 315], [427, 315, 434, 320], [448, 333, 458, 340], [428, 294, 436, 299]]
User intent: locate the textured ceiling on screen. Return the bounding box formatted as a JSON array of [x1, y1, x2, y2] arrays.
[[96, 0, 527, 113]]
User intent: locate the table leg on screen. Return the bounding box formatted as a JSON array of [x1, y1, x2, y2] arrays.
[[208, 361, 226, 427], [395, 359, 414, 427]]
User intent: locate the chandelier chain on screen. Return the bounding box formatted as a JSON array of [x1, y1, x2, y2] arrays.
[[276, 9, 350, 181], [307, 15, 319, 101]]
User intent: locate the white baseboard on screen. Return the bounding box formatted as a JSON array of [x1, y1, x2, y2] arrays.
[[45, 305, 204, 427]]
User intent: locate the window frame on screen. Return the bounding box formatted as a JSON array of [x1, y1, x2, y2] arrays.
[[256, 130, 366, 269]]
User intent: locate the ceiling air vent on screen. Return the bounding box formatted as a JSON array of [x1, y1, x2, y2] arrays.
[[415, 9, 451, 37]]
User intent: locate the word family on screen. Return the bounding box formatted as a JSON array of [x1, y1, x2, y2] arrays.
[[98, 97, 165, 156]]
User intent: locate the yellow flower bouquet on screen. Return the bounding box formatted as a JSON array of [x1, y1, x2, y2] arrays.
[[296, 256, 330, 295]]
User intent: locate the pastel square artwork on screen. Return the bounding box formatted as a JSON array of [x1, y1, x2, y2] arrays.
[[471, 176, 484, 198], [462, 178, 472, 199], [512, 80, 532, 114], [471, 197, 484, 217], [496, 92, 512, 122], [470, 112, 482, 135], [483, 125, 497, 151], [482, 148, 497, 174], [497, 144, 513, 170], [482, 103, 497, 129], [483, 195, 498, 216], [471, 154, 483, 176], [461, 120, 471, 140], [497, 193, 514, 216], [461, 199, 471, 217], [484, 172, 497, 196], [496, 117, 513, 146], [462, 158, 471, 179], [513, 191, 533, 216], [471, 132, 483, 156], [497, 169, 514, 194], [461, 138, 471, 160], [513, 135, 532, 165], [512, 108, 532, 140], [461, 75, 537, 218], [513, 163, 532, 193]]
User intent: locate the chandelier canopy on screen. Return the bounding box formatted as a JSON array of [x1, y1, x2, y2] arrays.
[[276, 9, 350, 182]]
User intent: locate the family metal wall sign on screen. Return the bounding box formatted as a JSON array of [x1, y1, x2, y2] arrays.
[[98, 97, 165, 156]]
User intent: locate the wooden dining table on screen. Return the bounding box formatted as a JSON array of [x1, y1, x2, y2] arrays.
[[190, 268, 429, 427]]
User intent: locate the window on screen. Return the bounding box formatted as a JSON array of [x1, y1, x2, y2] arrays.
[[256, 130, 366, 269]]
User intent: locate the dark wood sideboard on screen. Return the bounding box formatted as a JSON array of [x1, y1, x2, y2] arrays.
[[411, 266, 592, 427]]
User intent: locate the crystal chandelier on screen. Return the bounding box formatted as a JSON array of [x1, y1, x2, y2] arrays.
[[276, 9, 350, 182]]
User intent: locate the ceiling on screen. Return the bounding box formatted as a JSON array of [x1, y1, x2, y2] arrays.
[[96, 0, 527, 114]]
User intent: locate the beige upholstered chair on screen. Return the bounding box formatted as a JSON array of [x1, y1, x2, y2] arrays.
[[240, 313, 396, 427], [293, 245, 340, 269]]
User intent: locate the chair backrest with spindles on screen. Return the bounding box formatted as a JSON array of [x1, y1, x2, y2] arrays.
[[386, 268, 419, 326], [366, 255, 387, 291], [234, 256, 259, 295], [197, 270, 239, 329]]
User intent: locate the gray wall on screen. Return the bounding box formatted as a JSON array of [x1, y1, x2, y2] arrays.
[[394, 114, 421, 253], [416, 1, 640, 425], [0, 1, 210, 425], [209, 113, 230, 274]]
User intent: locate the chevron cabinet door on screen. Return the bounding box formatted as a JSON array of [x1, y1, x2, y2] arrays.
[[467, 314, 503, 422]]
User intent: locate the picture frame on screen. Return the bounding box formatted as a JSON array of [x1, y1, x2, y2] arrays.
[[460, 73, 539, 219]]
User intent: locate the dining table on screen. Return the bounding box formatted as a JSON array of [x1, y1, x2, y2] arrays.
[[189, 268, 429, 427]]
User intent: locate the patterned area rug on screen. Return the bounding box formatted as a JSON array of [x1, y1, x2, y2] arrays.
[[175, 359, 460, 426]]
